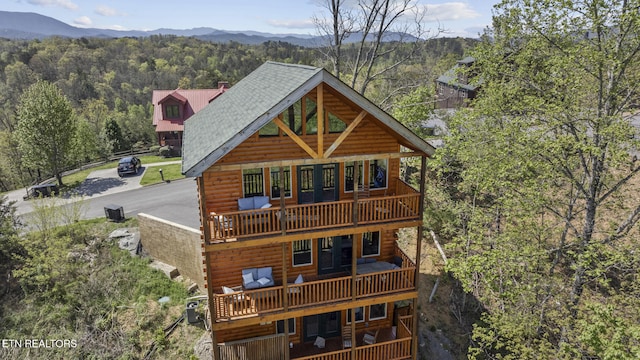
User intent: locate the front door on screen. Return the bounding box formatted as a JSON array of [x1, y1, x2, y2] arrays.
[[297, 164, 338, 204], [303, 311, 341, 341], [318, 235, 352, 275]]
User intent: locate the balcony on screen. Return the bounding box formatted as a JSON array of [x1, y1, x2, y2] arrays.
[[208, 179, 420, 243], [212, 247, 416, 322], [217, 314, 414, 359]]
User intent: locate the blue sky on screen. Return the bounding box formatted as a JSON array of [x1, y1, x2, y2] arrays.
[[4, 0, 498, 38]]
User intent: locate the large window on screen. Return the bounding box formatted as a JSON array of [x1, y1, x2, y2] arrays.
[[165, 104, 180, 119], [346, 307, 364, 324], [369, 159, 387, 189], [344, 161, 364, 192], [270, 166, 291, 199], [362, 232, 380, 257], [242, 168, 264, 197], [292, 240, 312, 266], [276, 318, 296, 335], [369, 303, 387, 321]]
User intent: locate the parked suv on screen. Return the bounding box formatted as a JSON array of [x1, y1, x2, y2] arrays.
[[117, 156, 141, 177], [23, 183, 59, 200]]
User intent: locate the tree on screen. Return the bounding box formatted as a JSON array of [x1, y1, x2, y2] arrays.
[[431, 0, 640, 357], [16, 80, 77, 186], [313, 0, 440, 95]]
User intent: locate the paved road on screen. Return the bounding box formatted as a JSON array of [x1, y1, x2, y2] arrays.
[[7, 161, 201, 230]]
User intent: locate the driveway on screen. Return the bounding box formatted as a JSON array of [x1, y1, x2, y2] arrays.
[[6, 160, 181, 216]]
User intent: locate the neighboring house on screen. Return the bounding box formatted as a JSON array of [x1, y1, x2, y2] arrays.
[[435, 56, 479, 109], [152, 82, 229, 148], [182, 61, 434, 360]]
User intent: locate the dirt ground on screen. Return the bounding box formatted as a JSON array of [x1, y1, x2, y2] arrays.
[[397, 228, 469, 360]]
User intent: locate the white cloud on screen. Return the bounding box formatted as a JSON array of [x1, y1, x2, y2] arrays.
[[73, 16, 92, 27], [267, 19, 315, 30], [27, 0, 78, 10], [95, 5, 126, 17], [425, 2, 481, 22]]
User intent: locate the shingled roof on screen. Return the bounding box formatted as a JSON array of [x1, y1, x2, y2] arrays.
[[182, 61, 434, 177]]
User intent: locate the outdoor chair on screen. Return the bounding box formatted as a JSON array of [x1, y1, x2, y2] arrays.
[[342, 325, 352, 349], [363, 328, 379, 345]]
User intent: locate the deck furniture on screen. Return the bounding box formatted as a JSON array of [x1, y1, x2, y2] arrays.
[[242, 267, 274, 289], [363, 328, 379, 345], [342, 326, 352, 349]]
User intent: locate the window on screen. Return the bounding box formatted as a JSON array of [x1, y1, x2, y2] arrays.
[[282, 101, 302, 135], [242, 168, 264, 197], [328, 112, 346, 133], [362, 232, 380, 257], [165, 104, 180, 119], [305, 98, 318, 135], [344, 161, 364, 192], [369, 159, 387, 189], [369, 303, 387, 321], [270, 166, 291, 199], [346, 307, 364, 324], [276, 318, 296, 335], [259, 120, 279, 136], [293, 240, 312, 266]]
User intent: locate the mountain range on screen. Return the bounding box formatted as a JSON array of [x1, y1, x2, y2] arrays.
[[0, 11, 420, 47]]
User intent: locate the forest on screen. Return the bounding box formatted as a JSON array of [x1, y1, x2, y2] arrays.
[[0, 35, 473, 192], [3, 0, 640, 358]]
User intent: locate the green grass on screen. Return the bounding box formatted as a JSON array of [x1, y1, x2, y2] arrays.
[[140, 163, 185, 185], [61, 156, 181, 188]]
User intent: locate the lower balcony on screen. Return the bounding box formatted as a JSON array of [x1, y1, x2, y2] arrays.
[[217, 314, 415, 360], [212, 248, 416, 322]]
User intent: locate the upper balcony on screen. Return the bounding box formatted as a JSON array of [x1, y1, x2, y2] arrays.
[[208, 178, 420, 243]]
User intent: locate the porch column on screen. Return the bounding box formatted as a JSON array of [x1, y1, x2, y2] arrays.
[[279, 167, 286, 235], [352, 163, 359, 226], [412, 156, 427, 360]]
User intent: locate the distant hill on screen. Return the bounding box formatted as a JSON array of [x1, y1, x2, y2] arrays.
[[0, 10, 321, 45], [0, 10, 426, 47]]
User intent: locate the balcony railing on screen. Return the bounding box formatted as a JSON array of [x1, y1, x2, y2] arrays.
[[209, 179, 420, 242], [212, 248, 416, 322]]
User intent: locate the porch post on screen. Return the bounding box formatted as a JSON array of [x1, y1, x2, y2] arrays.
[[279, 167, 286, 236], [412, 156, 427, 360], [352, 163, 359, 226]]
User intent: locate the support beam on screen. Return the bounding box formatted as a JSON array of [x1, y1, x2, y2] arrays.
[[208, 151, 422, 172], [324, 110, 367, 158], [317, 83, 324, 158], [273, 117, 318, 159]]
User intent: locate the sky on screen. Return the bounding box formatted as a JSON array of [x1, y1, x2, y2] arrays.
[[3, 0, 499, 38]]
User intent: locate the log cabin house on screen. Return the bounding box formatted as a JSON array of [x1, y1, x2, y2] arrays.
[[182, 61, 435, 360], [435, 56, 479, 109]]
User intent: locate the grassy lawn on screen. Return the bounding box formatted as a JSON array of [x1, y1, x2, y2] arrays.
[[140, 163, 185, 185], [62, 156, 181, 188]]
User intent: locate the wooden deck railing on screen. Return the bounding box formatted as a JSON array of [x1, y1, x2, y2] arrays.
[[213, 261, 416, 321], [218, 334, 285, 360], [208, 179, 420, 242], [291, 338, 412, 360]]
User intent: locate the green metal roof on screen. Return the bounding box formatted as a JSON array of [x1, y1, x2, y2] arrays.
[[182, 61, 434, 177]]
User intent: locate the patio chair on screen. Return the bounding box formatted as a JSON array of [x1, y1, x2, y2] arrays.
[[342, 326, 352, 349], [363, 328, 379, 345]]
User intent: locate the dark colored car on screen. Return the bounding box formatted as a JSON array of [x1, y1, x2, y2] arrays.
[[23, 183, 59, 200], [117, 156, 141, 177]]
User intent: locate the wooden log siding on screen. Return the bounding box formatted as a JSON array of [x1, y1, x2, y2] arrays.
[[208, 179, 419, 242]]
